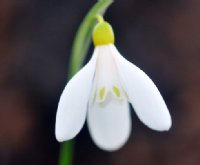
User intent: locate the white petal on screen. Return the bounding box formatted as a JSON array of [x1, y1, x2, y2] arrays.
[[110, 45, 172, 131], [93, 45, 125, 103], [55, 50, 98, 142], [87, 98, 131, 151]]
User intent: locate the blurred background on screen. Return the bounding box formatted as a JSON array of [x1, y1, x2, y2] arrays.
[[0, 0, 200, 164]]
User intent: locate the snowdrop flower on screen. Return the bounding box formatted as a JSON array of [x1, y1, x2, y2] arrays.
[[55, 16, 172, 151]]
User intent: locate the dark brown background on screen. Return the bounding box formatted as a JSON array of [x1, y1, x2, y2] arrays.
[[0, 0, 200, 164]]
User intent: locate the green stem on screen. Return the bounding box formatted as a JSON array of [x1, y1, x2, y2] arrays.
[[58, 0, 113, 165], [58, 141, 74, 165]]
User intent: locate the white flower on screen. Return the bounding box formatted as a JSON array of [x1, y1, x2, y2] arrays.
[[55, 16, 172, 151]]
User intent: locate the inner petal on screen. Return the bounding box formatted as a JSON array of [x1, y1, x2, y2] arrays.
[[92, 45, 125, 104]]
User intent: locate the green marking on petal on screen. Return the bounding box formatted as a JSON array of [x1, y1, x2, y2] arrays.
[[99, 87, 106, 100], [112, 85, 121, 97]]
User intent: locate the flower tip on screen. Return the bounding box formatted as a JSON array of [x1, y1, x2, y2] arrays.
[[55, 132, 73, 143], [164, 120, 172, 131], [156, 117, 172, 132], [56, 137, 64, 143], [55, 128, 71, 142], [93, 139, 128, 152], [55, 132, 65, 142], [163, 114, 172, 131]]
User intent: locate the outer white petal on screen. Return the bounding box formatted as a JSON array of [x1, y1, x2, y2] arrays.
[[110, 45, 172, 131], [87, 98, 131, 151], [55, 50, 98, 142]]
